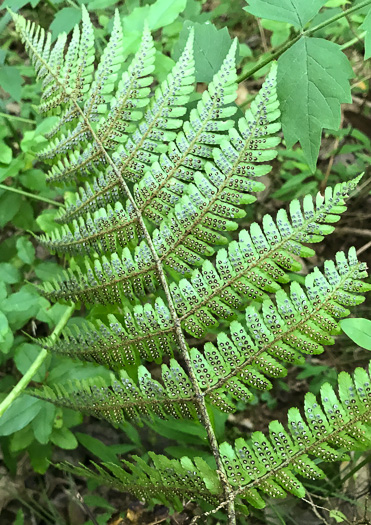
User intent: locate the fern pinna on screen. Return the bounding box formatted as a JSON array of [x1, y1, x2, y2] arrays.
[[12, 7, 371, 524]]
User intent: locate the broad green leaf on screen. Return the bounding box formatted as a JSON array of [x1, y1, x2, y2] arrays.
[[261, 19, 291, 47], [2, 287, 41, 313], [16, 236, 35, 265], [34, 261, 65, 281], [172, 21, 235, 82], [0, 262, 20, 283], [148, 0, 187, 30], [0, 65, 23, 102], [14, 343, 47, 382], [360, 8, 371, 59], [49, 7, 82, 41], [278, 37, 353, 171], [19, 169, 47, 191], [14, 509, 24, 525], [76, 432, 125, 464], [0, 142, 12, 165], [28, 441, 51, 474], [0, 395, 42, 436], [0, 311, 9, 343], [244, 0, 327, 28], [32, 402, 56, 444], [340, 318, 371, 350], [0, 192, 21, 227], [123, 0, 186, 32], [50, 426, 78, 449], [87, 0, 118, 9]]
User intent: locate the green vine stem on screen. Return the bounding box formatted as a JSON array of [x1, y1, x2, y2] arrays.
[[0, 183, 63, 207], [237, 0, 371, 83], [0, 111, 36, 124], [0, 304, 75, 417]]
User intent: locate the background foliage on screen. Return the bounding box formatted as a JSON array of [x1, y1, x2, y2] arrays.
[[0, 0, 371, 524]]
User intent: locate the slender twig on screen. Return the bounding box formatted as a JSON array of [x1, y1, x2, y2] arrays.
[[0, 183, 63, 207], [0, 304, 75, 417], [238, 0, 371, 83], [13, 19, 236, 524], [0, 111, 35, 124]]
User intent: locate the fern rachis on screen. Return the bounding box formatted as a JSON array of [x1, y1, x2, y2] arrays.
[[11, 6, 371, 524]]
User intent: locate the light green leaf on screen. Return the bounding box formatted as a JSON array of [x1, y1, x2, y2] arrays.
[[32, 402, 56, 444], [244, 0, 327, 28], [14, 343, 47, 382], [0, 262, 20, 283], [329, 510, 347, 523], [0, 142, 12, 165], [2, 287, 41, 313], [261, 19, 291, 47], [34, 261, 65, 281], [0, 395, 42, 436], [49, 7, 82, 41], [16, 236, 35, 265], [340, 318, 371, 350], [0, 191, 21, 227], [360, 8, 371, 60], [148, 0, 187, 30], [87, 0, 118, 9], [278, 37, 353, 171], [172, 21, 235, 82], [50, 426, 78, 449], [0, 311, 9, 344], [0, 65, 23, 102]]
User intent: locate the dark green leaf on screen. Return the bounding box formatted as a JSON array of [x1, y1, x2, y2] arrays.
[[16, 237, 35, 265], [0, 66, 23, 102], [244, 0, 327, 28], [32, 402, 56, 444], [14, 343, 47, 382], [340, 318, 371, 350], [49, 8, 82, 41], [360, 8, 371, 60], [278, 37, 353, 171], [172, 21, 235, 82], [0, 396, 43, 436], [0, 262, 20, 283]]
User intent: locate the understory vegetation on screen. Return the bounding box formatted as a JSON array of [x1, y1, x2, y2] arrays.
[[0, 1, 371, 524]]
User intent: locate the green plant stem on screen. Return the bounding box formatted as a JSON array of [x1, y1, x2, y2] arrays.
[[341, 30, 367, 50], [0, 304, 75, 417], [0, 111, 35, 124], [237, 0, 371, 83], [0, 183, 63, 207]]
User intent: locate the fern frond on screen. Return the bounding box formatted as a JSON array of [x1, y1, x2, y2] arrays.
[[55, 363, 371, 510], [39, 177, 358, 305], [39, 298, 176, 365], [50, 57, 276, 261], [38, 10, 125, 161], [59, 454, 220, 509], [43, 38, 239, 256], [12, 7, 95, 115], [45, 27, 195, 184], [171, 177, 361, 336], [40, 249, 370, 419], [32, 362, 199, 424]]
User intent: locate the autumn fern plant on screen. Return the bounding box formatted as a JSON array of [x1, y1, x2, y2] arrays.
[[10, 6, 371, 524]]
